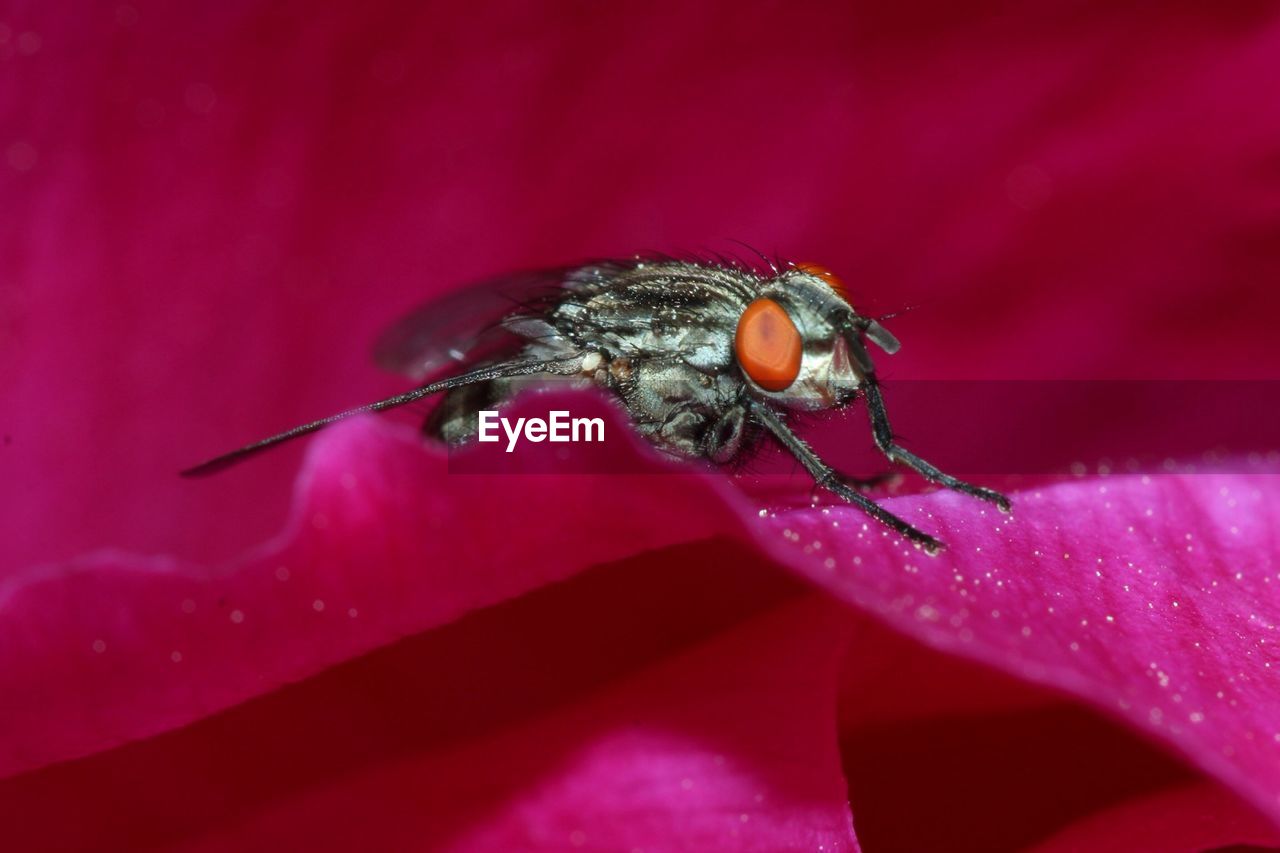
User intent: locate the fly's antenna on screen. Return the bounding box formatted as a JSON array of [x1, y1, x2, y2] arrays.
[[181, 357, 573, 477]]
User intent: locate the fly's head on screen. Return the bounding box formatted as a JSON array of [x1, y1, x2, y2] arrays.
[[733, 262, 900, 411]]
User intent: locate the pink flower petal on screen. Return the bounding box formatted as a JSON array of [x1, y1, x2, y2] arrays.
[[5, 391, 1280, 842], [0, 396, 742, 778], [836, 611, 1267, 849], [188, 597, 858, 852], [761, 466, 1280, 824], [0, 549, 856, 851], [1029, 782, 1280, 853]]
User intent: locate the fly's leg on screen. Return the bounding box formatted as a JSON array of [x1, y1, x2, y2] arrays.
[[748, 400, 942, 553], [861, 379, 1010, 512]]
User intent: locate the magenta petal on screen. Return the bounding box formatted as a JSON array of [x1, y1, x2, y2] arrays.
[[174, 596, 858, 852], [6, 390, 1280, 837], [760, 470, 1280, 822], [1028, 782, 1280, 853], [0, 405, 742, 778], [0, 543, 854, 850]]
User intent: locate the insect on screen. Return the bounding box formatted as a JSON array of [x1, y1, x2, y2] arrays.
[[185, 255, 1010, 551]]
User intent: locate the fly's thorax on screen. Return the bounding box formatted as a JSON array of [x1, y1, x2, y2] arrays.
[[551, 263, 746, 372]]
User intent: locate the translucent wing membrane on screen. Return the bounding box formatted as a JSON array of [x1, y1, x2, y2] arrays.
[[373, 268, 574, 380]]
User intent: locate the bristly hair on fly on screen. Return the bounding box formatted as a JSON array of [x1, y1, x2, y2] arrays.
[[184, 252, 1010, 552]]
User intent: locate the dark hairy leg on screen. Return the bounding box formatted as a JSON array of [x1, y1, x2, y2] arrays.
[[861, 379, 1011, 512], [749, 400, 943, 553]]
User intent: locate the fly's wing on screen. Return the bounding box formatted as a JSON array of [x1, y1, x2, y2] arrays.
[[373, 268, 575, 381]]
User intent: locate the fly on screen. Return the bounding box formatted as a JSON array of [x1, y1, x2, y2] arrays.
[[184, 255, 1011, 552]]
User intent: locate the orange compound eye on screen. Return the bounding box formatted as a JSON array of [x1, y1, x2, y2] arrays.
[[796, 262, 851, 303], [735, 298, 803, 392]]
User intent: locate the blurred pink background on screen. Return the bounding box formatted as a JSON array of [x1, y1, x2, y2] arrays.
[[4, 2, 1280, 573]]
